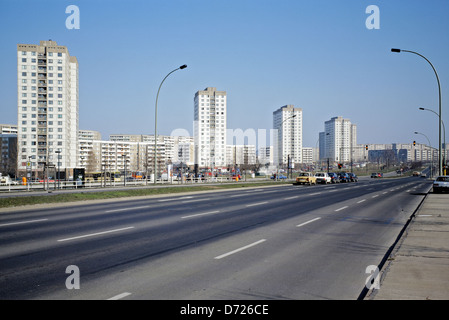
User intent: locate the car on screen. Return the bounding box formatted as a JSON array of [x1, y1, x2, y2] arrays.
[[271, 174, 287, 180], [433, 176, 449, 193], [421, 173, 427, 178], [338, 172, 350, 183], [413, 171, 421, 176], [371, 172, 383, 178], [294, 172, 317, 185], [328, 172, 340, 183], [315, 172, 331, 184], [347, 172, 358, 182]]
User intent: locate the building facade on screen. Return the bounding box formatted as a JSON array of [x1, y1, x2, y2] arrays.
[[17, 41, 78, 176], [320, 116, 357, 163], [194, 87, 227, 169], [273, 105, 303, 166]]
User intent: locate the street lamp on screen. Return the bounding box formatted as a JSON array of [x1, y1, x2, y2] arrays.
[[419, 107, 446, 167], [55, 150, 61, 190], [414, 131, 433, 178], [154, 65, 187, 184], [391, 48, 442, 175], [122, 154, 127, 187]]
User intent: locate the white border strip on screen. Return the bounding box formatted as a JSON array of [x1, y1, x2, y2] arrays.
[[214, 239, 266, 260], [0, 218, 48, 227], [57, 226, 134, 242], [296, 217, 321, 227]]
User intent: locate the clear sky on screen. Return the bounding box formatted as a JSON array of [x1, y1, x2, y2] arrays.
[[1, 0, 448, 149]]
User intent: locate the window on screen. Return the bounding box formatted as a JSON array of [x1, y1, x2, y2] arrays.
[[58, 53, 62, 57], [22, 58, 27, 62]]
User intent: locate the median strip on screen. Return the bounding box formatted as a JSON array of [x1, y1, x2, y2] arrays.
[[57, 226, 134, 242], [214, 239, 266, 260]]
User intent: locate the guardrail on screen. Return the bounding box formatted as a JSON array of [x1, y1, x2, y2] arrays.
[[0, 177, 275, 193]]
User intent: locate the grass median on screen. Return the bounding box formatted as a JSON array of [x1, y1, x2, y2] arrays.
[[0, 181, 291, 209]]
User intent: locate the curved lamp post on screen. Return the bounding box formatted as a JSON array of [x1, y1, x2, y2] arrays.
[[414, 131, 433, 178], [154, 65, 187, 184], [391, 48, 442, 175], [419, 107, 446, 156]]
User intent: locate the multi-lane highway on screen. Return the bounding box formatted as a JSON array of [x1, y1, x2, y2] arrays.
[[0, 176, 431, 300]]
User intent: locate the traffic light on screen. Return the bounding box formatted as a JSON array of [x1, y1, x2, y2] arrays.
[[338, 163, 342, 169], [413, 141, 416, 146], [365, 145, 368, 150]]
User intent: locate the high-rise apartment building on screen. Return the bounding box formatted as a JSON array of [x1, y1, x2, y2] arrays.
[[17, 41, 79, 176], [320, 116, 357, 163], [273, 105, 303, 166], [194, 87, 227, 169]]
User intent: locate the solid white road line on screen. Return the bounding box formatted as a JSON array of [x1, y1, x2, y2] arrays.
[[246, 202, 268, 207], [182, 198, 211, 203], [181, 211, 220, 219], [105, 206, 150, 213], [107, 292, 132, 300], [214, 239, 266, 260], [158, 196, 193, 202], [0, 218, 48, 227], [284, 196, 299, 200], [57, 226, 134, 242], [335, 206, 348, 212], [296, 217, 321, 228], [229, 194, 247, 198], [309, 192, 321, 196]]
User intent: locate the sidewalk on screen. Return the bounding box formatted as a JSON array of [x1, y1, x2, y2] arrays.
[[367, 192, 449, 300]]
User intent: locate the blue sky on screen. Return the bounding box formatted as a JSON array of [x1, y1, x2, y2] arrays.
[[1, 0, 448, 148]]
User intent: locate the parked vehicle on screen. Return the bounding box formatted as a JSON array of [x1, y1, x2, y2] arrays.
[[328, 172, 339, 183], [294, 172, 317, 185], [347, 173, 358, 182], [338, 172, 350, 183], [371, 172, 383, 178], [315, 172, 331, 184], [271, 174, 287, 180], [433, 176, 449, 193]]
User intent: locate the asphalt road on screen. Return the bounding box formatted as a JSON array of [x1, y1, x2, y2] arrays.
[[0, 176, 432, 300]]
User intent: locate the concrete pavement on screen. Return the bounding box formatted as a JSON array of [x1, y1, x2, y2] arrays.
[[367, 191, 449, 300]]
